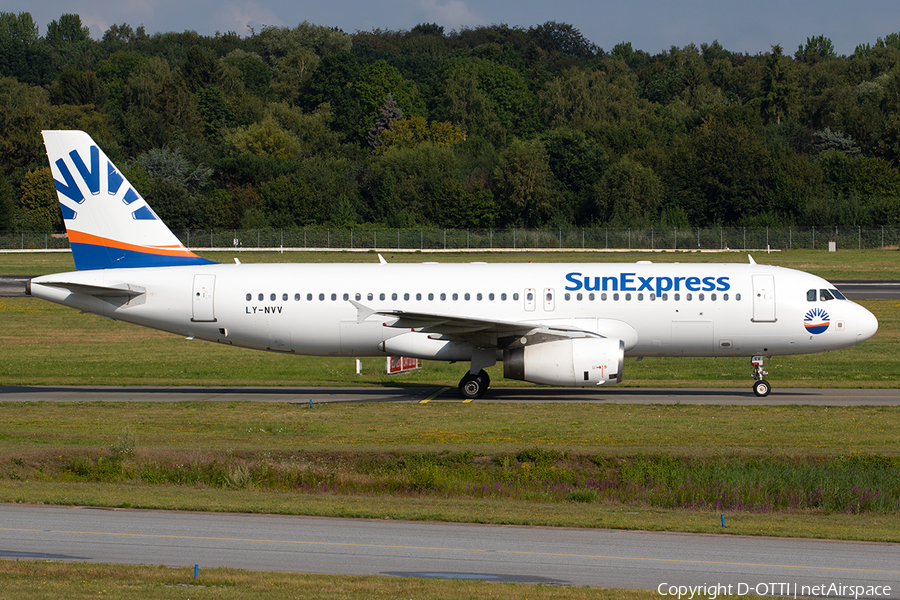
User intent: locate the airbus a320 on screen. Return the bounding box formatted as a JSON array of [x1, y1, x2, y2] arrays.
[[28, 131, 879, 398]]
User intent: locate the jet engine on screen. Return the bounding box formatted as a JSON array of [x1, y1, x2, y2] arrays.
[[503, 337, 624, 386]]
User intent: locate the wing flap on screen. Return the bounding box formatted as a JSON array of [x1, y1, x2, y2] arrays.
[[350, 301, 606, 343]]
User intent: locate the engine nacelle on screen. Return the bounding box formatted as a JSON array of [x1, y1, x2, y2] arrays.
[[503, 337, 624, 386]]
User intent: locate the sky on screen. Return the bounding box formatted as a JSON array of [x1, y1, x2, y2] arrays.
[[6, 0, 900, 56]]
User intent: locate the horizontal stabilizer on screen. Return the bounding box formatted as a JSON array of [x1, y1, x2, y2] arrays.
[[35, 280, 146, 298]]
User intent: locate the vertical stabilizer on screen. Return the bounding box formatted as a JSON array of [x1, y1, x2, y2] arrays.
[[42, 130, 215, 270]]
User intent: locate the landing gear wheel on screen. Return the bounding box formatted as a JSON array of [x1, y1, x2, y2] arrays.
[[459, 373, 482, 399], [753, 380, 771, 397], [459, 370, 490, 400]]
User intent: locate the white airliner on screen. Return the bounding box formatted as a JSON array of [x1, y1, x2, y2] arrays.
[[28, 131, 878, 398]]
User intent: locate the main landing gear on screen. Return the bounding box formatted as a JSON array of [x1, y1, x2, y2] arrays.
[[459, 369, 490, 400], [751, 355, 771, 397]]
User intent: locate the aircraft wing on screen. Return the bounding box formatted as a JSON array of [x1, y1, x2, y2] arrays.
[[350, 300, 600, 339]]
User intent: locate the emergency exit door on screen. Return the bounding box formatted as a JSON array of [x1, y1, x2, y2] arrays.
[[751, 274, 776, 322], [192, 274, 217, 322]]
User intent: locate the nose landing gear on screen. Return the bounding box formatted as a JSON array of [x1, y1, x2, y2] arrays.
[[751, 355, 771, 397]]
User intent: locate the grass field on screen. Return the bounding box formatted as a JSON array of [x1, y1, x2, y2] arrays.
[[0, 561, 778, 600]]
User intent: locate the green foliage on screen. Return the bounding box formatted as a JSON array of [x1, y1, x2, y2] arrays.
[[5, 14, 900, 230], [494, 138, 559, 226], [17, 167, 60, 231], [225, 117, 302, 160], [594, 157, 663, 226], [0, 170, 14, 230], [796, 35, 837, 63]]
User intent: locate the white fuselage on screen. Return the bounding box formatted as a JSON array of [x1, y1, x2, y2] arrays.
[[30, 261, 878, 362]]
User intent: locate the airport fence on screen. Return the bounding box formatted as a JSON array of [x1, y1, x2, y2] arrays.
[[2, 227, 900, 252]]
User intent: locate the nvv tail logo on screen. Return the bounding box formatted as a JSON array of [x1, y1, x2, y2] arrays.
[[53, 146, 157, 222], [804, 307, 830, 334]]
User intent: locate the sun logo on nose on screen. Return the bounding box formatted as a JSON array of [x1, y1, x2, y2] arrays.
[[804, 307, 830, 334]]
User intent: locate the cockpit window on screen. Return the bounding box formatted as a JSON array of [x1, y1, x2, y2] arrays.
[[831, 288, 846, 300], [807, 289, 816, 302], [820, 289, 835, 301]]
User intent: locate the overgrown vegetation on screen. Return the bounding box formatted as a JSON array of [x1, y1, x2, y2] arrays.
[[4, 14, 900, 231], [6, 449, 897, 515]]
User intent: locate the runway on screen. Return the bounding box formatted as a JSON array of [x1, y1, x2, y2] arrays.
[[1, 384, 898, 405], [1, 505, 898, 594]]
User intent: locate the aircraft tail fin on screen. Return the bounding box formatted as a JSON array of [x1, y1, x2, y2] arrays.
[[41, 130, 216, 270]]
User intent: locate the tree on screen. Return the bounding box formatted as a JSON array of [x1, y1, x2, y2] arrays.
[[540, 66, 643, 130], [0, 77, 50, 171], [594, 158, 662, 226], [122, 57, 203, 150], [367, 93, 403, 151], [270, 47, 318, 105], [0, 12, 51, 85], [494, 138, 559, 226], [0, 169, 14, 230], [45, 13, 90, 45], [796, 35, 837, 63], [225, 116, 301, 160], [439, 57, 539, 143], [17, 167, 61, 231], [528, 21, 599, 59], [253, 21, 351, 61], [760, 44, 794, 125], [372, 116, 465, 155]]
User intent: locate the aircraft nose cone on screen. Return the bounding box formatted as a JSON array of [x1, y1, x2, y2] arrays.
[[857, 305, 878, 342]]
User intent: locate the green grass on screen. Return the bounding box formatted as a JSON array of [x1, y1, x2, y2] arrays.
[[0, 560, 689, 600], [0, 402, 898, 455]]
